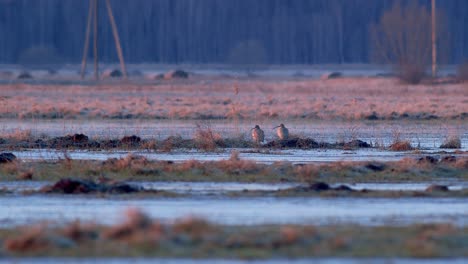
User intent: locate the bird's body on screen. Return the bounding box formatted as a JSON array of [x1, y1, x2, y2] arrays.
[[275, 124, 289, 140], [251, 125, 265, 144]]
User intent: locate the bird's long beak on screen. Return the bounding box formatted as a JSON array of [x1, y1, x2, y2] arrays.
[[272, 126, 280, 129]]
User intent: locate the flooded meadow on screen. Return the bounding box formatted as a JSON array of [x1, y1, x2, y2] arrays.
[[0, 74, 467, 261]]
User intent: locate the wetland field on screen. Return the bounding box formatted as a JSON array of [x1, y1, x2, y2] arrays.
[[0, 67, 467, 263]]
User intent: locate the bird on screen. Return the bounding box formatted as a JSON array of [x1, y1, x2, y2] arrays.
[[251, 125, 265, 144], [273, 124, 289, 140]]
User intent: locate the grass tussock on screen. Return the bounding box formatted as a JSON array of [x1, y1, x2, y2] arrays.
[[390, 140, 413, 151], [193, 123, 222, 151], [397, 64, 426, 85], [1, 155, 467, 184], [2, 210, 467, 258], [440, 136, 462, 149]]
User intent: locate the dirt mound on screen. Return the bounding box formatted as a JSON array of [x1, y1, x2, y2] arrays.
[[121, 135, 141, 145], [102, 69, 123, 78], [48, 134, 97, 148], [321, 72, 342, 80], [365, 162, 386, 171], [390, 141, 413, 151], [164, 69, 189, 80], [17, 72, 33, 79], [264, 138, 320, 149], [425, 185, 449, 192], [341, 139, 371, 149], [41, 178, 142, 194], [264, 138, 370, 150], [293, 182, 355, 193], [0, 152, 17, 163]]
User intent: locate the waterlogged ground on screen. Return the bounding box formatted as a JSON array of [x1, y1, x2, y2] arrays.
[[1, 181, 468, 194], [0, 114, 466, 262], [0, 195, 467, 227], [1, 119, 466, 150], [1, 258, 467, 264], [13, 148, 464, 164]]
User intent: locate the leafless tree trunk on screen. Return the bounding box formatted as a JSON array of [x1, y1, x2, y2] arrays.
[[370, 1, 448, 84]]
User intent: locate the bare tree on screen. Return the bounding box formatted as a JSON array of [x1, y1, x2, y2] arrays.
[[370, 1, 448, 84]]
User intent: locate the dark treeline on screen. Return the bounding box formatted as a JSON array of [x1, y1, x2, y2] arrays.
[[0, 0, 467, 64]]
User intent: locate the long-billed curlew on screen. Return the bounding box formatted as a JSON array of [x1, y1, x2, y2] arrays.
[[273, 124, 289, 140], [251, 125, 265, 144]]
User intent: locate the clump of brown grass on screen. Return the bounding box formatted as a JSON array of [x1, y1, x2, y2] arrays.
[[103, 208, 163, 243], [1, 160, 20, 174], [390, 141, 413, 151], [105, 155, 149, 171], [193, 123, 222, 151], [141, 139, 158, 150], [216, 151, 259, 174], [178, 159, 205, 171], [389, 129, 413, 151], [397, 64, 426, 85], [294, 164, 319, 183], [4, 225, 53, 252], [173, 217, 217, 241], [279, 226, 301, 245], [454, 158, 468, 170], [61, 221, 98, 242], [406, 224, 456, 258], [388, 158, 418, 173], [440, 136, 462, 149], [17, 170, 34, 180]]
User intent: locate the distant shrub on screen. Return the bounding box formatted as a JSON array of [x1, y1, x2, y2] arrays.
[[390, 141, 413, 151], [16, 71, 33, 79], [440, 136, 462, 149], [102, 69, 123, 79], [397, 63, 426, 85], [371, 2, 449, 85]]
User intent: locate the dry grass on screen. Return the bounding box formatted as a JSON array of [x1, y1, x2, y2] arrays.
[[2, 210, 467, 258], [0, 78, 466, 121], [390, 140, 413, 151], [1, 155, 466, 184], [440, 135, 462, 149], [193, 123, 222, 151]]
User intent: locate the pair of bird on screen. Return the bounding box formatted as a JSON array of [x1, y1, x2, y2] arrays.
[[251, 124, 289, 144]]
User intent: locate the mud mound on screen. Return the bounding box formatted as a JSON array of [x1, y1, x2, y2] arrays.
[[121, 135, 142, 145], [41, 178, 142, 194], [264, 138, 370, 150], [425, 185, 450, 192], [48, 134, 97, 148], [293, 182, 355, 193], [0, 152, 17, 163]]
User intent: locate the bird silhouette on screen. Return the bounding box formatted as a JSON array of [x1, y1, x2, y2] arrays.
[[251, 125, 265, 144], [273, 124, 289, 140]]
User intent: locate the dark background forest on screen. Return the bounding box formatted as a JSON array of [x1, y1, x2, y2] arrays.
[[0, 0, 467, 65]]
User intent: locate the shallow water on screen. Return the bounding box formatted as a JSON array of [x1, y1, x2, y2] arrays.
[[1, 119, 467, 151], [0, 181, 298, 193], [1, 181, 467, 194], [0, 196, 467, 227], [2, 258, 467, 264], [11, 147, 468, 164]]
